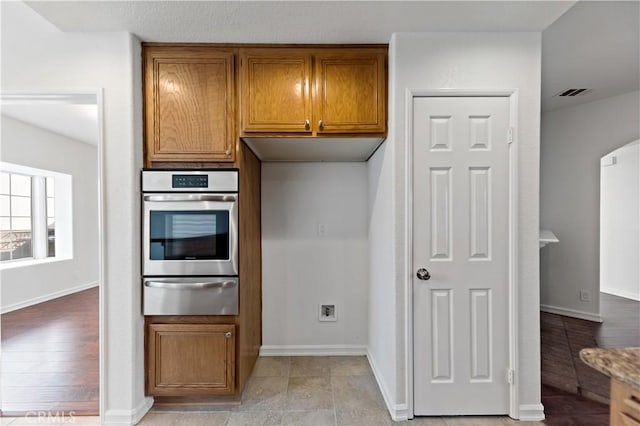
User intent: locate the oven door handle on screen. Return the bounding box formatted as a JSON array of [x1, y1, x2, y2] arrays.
[[144, 280, 237, 290], [143, 194, 237, 202]]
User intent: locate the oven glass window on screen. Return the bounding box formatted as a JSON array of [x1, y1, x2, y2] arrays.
[[149, 211, 229, 260]]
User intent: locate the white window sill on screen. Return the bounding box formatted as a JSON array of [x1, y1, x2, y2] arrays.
[[0, 256, 72, 271]]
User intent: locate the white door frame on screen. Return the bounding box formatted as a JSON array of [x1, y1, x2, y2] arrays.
[[404, 89, 519, 419], [0, 90, 106, 421]]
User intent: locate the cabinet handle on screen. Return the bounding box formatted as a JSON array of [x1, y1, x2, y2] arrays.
[[304, 119, 310, 130], [225, 149, 231, 156], [225, 332, 232, 338], [318, 120, 324, 129]]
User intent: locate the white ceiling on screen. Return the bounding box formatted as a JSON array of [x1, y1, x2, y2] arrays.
[[25, 1, 576, 43], [542, 1, 639, 112], [1, 103, 98, 146], [13, 0, 640, 134]]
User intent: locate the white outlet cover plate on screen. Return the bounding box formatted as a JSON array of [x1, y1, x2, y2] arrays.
[[318, 304, 337, 322], [579, 290, 591, 302]]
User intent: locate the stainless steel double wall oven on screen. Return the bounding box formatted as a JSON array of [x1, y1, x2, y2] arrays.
[[141, 169, 239, 315]]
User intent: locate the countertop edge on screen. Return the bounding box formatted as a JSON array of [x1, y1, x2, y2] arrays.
[[579, 347, 640, 390]]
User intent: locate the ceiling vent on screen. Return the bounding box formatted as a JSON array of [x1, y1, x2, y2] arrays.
[[554, 88, 591, 97]]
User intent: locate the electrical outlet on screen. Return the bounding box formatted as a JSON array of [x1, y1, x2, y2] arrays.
[[319, 304, 337, 322], [317, 223, 327, 236], [579, 290, 591, 302]]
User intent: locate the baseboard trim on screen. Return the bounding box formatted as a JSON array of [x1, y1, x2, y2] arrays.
[[600, 287, 640, 302], [259, 345, 367, 356], [540, 304, 603, 323], [133, 397, 154, 425], [103, 396, 153, 425], [367, 349, 410, 422], [1, 281, 99, 314], [518, 403, 545, 421]]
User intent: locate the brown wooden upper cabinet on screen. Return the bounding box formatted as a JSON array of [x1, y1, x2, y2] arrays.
[[240, 47, 386, 136], [144, 46, 236, 164]]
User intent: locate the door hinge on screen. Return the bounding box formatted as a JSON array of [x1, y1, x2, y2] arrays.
[[507, 369, 515, 384], [508, 127, 514, 144]]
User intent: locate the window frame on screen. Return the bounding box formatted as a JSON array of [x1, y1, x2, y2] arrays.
[[0, 172, 34, 261], [0, 162, 72, 269]]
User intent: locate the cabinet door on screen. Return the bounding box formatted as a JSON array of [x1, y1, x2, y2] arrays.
[[314, 49, 386, 134], [147, 323, 235, 395], [144, 47, 235, 163], [240, 49, 312, 133]]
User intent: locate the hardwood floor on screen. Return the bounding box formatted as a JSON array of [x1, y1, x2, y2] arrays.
[[596, 293, 640, 348], [542, 384, 610, 426], [541, 292, 640, 424], [0, 287, 99, 416]]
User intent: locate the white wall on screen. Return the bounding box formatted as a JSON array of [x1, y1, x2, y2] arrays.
[[600, 140, 640, 301], [1, 3, 147, 424], [367, 141, 397, 412], [368, 32, 543, 420], [261, 163, 368, 353], [1, 115, 98, 312], [540, 91, 640, 319]]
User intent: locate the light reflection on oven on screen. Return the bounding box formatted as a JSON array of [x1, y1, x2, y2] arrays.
[[149, 210, 229, 261]]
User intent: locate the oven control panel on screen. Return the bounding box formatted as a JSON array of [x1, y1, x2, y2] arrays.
[[172, 174, 208, 188], [142, 170, 238, 193]]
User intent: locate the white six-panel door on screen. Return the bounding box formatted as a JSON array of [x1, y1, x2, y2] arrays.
[[413, 96, 511, 415]]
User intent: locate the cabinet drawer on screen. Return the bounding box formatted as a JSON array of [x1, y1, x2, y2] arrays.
[[143, 277, 238, 316], [621, 413, 640, 426], [612, 379, 640, 426], [623, 393, 640, 423]]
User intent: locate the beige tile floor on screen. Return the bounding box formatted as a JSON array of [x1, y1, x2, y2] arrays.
[[1, 356, 541, 425], [137, 356, 541, 426]]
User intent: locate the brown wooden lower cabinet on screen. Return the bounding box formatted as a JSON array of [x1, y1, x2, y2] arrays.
[[147, 323, 236, 396], [611, 379, 640, 426]]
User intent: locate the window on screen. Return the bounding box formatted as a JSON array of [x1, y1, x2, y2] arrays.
[[0, 173, 33, 261], [0, 163, 71, 266], [47, 176, 55, 257]]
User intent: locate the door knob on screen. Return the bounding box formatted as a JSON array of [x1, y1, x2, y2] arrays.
[[416, 268, 431, 281]]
